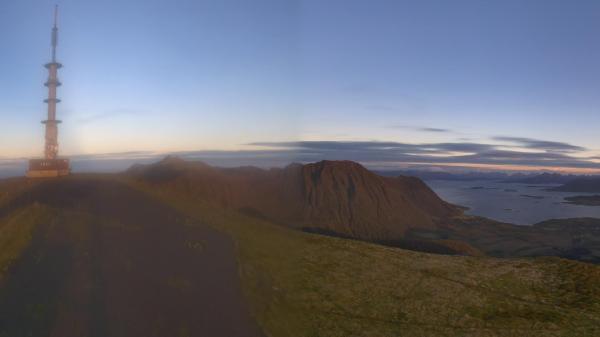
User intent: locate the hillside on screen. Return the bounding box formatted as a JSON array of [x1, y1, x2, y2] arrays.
[[0, 175, 599, 336], [127, 158, 600, 262], [128, 158, 461, 241]]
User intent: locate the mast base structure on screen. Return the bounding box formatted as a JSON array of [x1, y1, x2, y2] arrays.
[[27, 158, 70, 178]]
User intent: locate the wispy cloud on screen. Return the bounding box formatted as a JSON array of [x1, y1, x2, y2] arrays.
[[249, 139, 600, 171], [389, 125, 453, 133], [492, 136, 585, 152], [419, 127, 451, 133], [2, 138, 597, 177]]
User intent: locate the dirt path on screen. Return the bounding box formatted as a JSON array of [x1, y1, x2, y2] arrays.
[[0, 178, 264, 337]]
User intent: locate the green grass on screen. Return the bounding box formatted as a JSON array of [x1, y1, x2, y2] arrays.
[[0, 204, 51, 284], [129, 181, 600, 337]]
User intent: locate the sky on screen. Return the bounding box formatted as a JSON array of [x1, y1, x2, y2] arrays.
[[1, 0, 600, 173]]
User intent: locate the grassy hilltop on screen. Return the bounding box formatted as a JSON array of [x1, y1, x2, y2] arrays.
[[129, 178, 600, 337], [0, 173, 598, 336]]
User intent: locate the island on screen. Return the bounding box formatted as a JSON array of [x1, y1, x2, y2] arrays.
[[520, 194, 545, 199], [564, 195, 600, 206]]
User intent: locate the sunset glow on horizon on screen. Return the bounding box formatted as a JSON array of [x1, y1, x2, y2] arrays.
[[2, 0, 600, 173]]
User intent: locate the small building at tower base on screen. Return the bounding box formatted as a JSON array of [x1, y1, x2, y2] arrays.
[[27, 158, 70, 178]]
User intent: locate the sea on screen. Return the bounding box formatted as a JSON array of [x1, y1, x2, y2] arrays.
[[427, 180, 600, 225]]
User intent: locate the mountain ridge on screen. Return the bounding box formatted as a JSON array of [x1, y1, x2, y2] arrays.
[[128, 157, 462, 242], [126, 157, 600, 262]]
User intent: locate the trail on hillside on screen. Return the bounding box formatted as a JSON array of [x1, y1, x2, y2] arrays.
[[0, 178, 263, 337]]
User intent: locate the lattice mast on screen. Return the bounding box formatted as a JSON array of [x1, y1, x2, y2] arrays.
[[43, 5, 62, 160]]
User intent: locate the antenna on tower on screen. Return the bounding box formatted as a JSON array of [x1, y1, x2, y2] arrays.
[[51, 5, 58, 62], [54, 5, 58, 28]]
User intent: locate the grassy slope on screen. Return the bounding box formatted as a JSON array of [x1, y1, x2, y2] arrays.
[[127, 180, 600, 337], [0, 179, 44, 283], [0, 205, 51, 284]]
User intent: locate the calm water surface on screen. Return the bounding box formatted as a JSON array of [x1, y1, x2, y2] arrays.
[[427, 180, 600, 225]]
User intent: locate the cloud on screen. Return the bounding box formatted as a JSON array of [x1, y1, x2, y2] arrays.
[[493, 136, 585, 152], [419, 127, 451, 133], [248, 139, 600, 171], [68, 151, 157, 161], [250, 141, 492, 154], [388, 125, 453, 133], [0, 158, 25, 168]]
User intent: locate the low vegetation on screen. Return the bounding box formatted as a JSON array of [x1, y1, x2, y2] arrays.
[[0, 204, 50, 284], [1, 173, 599, 336], [1, 167, 599, 336], [130, 180, 600, 337]]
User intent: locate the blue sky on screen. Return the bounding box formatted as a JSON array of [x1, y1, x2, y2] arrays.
[[1, 0, 600, 172]]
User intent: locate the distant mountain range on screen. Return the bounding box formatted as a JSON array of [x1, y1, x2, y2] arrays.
[[377, 169, 595, 185], [375, 170, 511, 181], [501, 172, 580, 184], [551, 177, 600, 193]]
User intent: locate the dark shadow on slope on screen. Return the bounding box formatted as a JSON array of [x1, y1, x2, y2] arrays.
[[0, 177, 264, 337], [0, 221, 73, 337], [302, 227, 481, 256]]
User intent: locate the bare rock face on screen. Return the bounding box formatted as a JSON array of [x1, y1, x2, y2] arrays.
[[128, 158, 461, 242], [285, 160, 459, 240]]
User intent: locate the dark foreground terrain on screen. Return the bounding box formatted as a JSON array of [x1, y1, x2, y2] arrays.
[[0, 178, 263, 337], [0, 160, 600, 336]]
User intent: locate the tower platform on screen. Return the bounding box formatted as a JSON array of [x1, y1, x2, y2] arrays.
[[27, 158, 70, 178]]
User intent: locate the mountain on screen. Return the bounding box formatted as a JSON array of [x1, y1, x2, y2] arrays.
[[377, 170, 585, 185], [127, 157, 600, 262], [551, 176, 600, 192], [128, 158, 462, 242], [503, 172, 579, 184], [375, 169, 512, 181]]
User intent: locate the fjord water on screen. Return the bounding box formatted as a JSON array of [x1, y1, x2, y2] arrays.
[[427, 180, 600, 225]]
